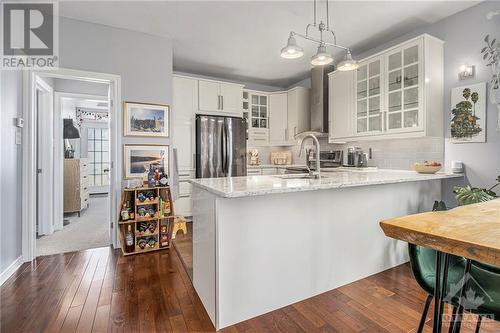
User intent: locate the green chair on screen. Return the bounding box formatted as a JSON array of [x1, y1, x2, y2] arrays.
[[410, 245, 500, 333], [464, 261, 500, 332], [408, 244, 466, 332]]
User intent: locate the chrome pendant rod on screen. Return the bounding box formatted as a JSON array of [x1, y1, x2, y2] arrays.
[[313, 0, 317, 26], [326, 0, 329, 30], [290, 31, 349, 51]]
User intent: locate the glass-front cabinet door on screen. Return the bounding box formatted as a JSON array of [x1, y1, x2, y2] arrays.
[[250, 93, 268, 129], [355, 57, 383, 135], [386, 41, 422, 132]]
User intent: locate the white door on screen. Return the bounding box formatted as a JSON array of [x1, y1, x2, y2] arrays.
[[220, 83, 242, 114], [269, 93, 287, 143], [36, 77, 54, 235], [173, 76, 198, 170], [198, 80, 220, 112]]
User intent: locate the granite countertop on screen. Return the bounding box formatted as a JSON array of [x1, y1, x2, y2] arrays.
[[247, 164, 307, 169], [189, 169, 463, 198]]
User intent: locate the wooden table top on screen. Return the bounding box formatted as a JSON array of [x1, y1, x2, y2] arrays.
[[380, 199, 500, 266]]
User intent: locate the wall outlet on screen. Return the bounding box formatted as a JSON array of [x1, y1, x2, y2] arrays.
[[15, 129, 22, 145]]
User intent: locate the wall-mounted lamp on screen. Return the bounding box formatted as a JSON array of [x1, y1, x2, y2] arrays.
[[458, 64, 475, 81]]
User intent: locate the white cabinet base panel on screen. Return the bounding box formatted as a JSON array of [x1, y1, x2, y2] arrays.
[[192, 180, 441, 329]]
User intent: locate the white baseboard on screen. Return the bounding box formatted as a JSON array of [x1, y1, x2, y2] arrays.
[[0, 256, 23, 286]]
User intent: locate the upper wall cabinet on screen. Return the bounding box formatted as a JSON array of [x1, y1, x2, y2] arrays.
[[198, 79, 244, 116], [172, 75, 198, 170], [269, 92, 287, 145], [287, 87, 310, 141], [329, 34, 444, 142]]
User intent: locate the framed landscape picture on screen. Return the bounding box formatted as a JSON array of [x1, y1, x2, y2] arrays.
[[123, 144, 169, 179], [450, 82, 486, 143], [124, 102, 169, 137]]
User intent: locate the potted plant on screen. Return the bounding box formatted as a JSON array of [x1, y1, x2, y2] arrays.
[[481, 34, 500, 131]]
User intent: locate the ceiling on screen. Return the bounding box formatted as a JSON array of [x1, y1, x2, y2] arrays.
[[60, 1, 480, 88]]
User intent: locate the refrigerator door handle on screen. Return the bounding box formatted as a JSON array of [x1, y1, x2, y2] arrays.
[[221, 121, 227, 175]]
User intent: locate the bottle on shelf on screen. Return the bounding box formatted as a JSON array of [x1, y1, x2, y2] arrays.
[[121, 203, 129, 221], [125, 225, 135, 252]]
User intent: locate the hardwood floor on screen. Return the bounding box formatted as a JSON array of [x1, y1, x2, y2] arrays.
[[2, 246, 500, 333], [172, 223, 193, 280]]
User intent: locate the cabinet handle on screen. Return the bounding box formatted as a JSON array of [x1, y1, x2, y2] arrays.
[[221, 95, 224, 110], [217, 95, 221, 110], [294, 126, 297, 136]]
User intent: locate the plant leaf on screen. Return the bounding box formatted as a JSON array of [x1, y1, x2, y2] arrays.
[[454, 186, 495, 206]]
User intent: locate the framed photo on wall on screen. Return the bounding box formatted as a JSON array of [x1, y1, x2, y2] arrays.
[[124, 102, 170, 137], [450, 82, 486, 143], [123, 144, 169, 179]]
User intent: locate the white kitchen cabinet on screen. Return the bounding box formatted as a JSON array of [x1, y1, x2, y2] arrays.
[[247, 90, 270, 146], [220, 83, 243, 113], [248, 128, 269, 146], [198, 80, 220, 112], [287, 87, 310, 141], [173, 75, 198, 217], [175, 169, 195, 217], [328, 34, 443, 142], [269, 92, 288, 144], [355, 57, 384, 135], [329, 70, 355, 142], [198, 79, 243, 116], [173, 75, 197, 170]]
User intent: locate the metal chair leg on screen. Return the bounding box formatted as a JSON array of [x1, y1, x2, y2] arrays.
[[448, 307, 457, 333], [418, 294, 433, 333], [475, 316, 482, 333], [451, 259, 473, 333]]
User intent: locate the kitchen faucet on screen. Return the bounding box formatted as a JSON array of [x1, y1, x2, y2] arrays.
[[299, 134, 321, 179]]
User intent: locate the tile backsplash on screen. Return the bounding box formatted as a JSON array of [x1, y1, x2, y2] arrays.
[[248, 136, 444, 170]]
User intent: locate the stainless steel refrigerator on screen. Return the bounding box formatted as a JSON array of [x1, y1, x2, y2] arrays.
[[195, 115, 247, 178]]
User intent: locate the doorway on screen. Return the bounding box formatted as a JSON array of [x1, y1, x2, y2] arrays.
[[22, 69, 121, 260], [37, 90, 112, 256]]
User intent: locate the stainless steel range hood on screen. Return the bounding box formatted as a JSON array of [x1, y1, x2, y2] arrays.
[[295, 65, 334, 139]]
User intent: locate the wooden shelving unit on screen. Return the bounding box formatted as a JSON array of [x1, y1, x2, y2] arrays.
[[118, 186, 175, 256]]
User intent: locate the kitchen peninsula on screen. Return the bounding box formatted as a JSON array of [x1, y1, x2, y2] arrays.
[[190, 169, 462, 329]]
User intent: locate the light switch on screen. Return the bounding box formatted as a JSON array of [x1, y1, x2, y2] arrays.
[[15, 129, 22, 145]]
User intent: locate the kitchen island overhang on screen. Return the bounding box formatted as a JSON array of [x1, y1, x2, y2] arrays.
[[189, 170, 462, 329]]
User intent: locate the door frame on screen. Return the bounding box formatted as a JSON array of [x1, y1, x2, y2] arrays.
[[35, 76, 55, 236], [22, 68, 121, 262]]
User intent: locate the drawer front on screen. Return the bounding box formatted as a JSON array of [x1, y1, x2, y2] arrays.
[[247, 168, 262, 176], [179, 180, 192, 196], [249, 129, 269, 137], [174, 196, 192, 217]]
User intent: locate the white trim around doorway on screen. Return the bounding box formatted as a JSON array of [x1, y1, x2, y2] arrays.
[[22, 68, 122, 262]]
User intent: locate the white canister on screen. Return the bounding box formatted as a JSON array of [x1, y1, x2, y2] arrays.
[[451, 160, 463, 173]]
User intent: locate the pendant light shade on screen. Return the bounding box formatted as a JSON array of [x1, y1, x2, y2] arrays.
[[280, 35, 304, 59], [337, 50, 359, 71], [310, 44, 333, 66]]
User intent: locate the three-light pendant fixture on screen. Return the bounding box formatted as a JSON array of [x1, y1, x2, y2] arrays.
[[280, 0, 358, 71]]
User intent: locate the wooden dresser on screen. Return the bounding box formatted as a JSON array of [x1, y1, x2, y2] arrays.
[[64, 158, 89, 216]]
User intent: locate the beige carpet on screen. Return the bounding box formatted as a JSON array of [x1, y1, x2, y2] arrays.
[[36, 195, 111, 256]]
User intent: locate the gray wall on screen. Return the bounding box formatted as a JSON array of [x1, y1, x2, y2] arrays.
[[59, 17, 173, 151], [349, 2, 500, 206], [0, 71, 23, 272]]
